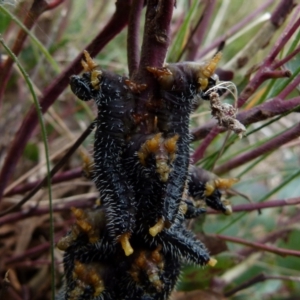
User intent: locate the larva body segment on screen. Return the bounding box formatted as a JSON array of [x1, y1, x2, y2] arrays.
[[146, 211, 211, 267], [124, 133, 170, 239], [181, 199, 207, 219], [92, 71, 137, 245], [70, 63, 137, 251], [148, 63, 200, 226], [147, 55, 222, 226]]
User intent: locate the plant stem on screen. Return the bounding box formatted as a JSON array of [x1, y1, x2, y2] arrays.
[[186, 0, 216, 61], [0, 0, 64, 106], [127, 0, 144, 77], [208, 197, 300, 214], [0, 121, 95, 216], [4, 167, 82, 197], [224, 273, 300, 297], [214, 122, 300, 174], [196, 0, 275, 59], [192, 126, 220, 162], [216, 234, 300, 258]]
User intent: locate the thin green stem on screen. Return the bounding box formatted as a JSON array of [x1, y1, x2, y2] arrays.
[[217, 168, 300, 234], [0, 5, 60, 73], [0, 36, 55, 300]]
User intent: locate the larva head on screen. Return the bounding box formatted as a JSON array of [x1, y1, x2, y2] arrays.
[[70, 51, 103, 101], [70, 74, 93, 101]]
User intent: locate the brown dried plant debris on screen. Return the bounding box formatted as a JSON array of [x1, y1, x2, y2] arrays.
[[209, 91, 246, 137]]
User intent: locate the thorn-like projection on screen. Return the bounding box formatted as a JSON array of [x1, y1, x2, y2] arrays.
[[125, 79, 147, 93], [179, 201, 188, 215], [164, 134, 179, 162], [197, 52, 222, 90], [131, 248, 164, 291], [57, 208, 96, 250], [222, 198, 233, 215], [149, 217, 165, 237], [146, 66, 174, 89], [208, 258, 218, 267], [81, 50, 102, 89], [137, 133, 179, 182], [82, 50, 98, 71], [81, 152, 94, 179], [56, 226, 79, 251], [205, 177, 239, 196], [72, 261, 105, 297], [138, 133, 162, 166], [119, 232, 134, 256]]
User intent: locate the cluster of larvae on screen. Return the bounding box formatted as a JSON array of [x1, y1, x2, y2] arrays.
[[57, 51, 237, 300]]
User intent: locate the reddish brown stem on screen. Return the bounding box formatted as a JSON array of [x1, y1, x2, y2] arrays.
[[214, 122, 300, 175], [216, 234, 300, 258], [4, 168, 82, 197], [0, 0, 64, 105], [0, 120, 95, 216], [186, 0, 216, 61], [5, 242, 52, 265], [262, 69, 291, 79], [47, 0, 65, 9], [267, 1, 299, 63], [127, 0, 144, 77], [278, 73, 300, 99], [0, 0, 131, 201], [224, 273, 300, 297], [138, 0, 174, 72], [196, 0, 275, 59], [133, 0, 175, 124], [0, 197, 95, 226], [192, 126, 220, 163], [238, 3, 300, 107], [272, 45, 300, 69], [208, 197, 300, 214]]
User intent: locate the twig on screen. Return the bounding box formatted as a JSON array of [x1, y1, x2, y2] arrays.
[[224, 273, 300, 297], [272, 44, 300, 69], [278, 72, 300, 99], [237, 2, 300, 107], [0, 121, 95, 217], [4, 168, 82, 197], [214, 122, 300, 175], [186, 0, 217, 61], [0, 0, 65, 105], [0, 196, 96, 226], [208, 196, 300, 214], [196, 0, 275, 59], [0, 0, 131, 201], [216, 234, 300, 258], [224, 0, 295, 73], [192, 126, 220, 162]]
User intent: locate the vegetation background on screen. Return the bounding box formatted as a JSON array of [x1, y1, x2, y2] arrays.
[[0, 0, 300, 299]]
